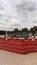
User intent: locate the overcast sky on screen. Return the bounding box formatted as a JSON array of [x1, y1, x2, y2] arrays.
[[0, 0, 37, 30]]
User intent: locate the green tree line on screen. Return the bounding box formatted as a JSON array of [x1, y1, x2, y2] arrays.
[[0, 26, 37, 35]]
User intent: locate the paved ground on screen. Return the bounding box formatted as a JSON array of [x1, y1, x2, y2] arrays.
[[0, 50, 37, 65]]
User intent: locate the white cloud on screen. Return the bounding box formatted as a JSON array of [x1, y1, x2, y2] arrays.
[[6, 18, 22, 31], [0, 18, 22, 31], [0, 0, 37, 30]]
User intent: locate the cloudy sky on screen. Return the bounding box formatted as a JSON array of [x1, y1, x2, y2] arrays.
[[0, 0, 37, 30]]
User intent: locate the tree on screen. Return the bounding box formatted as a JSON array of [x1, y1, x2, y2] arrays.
[[22, 28, 28, 33], [29, 26, 37, 35], [14, 28, 18, 35], [33, 26, 37, 32], [0, 30, 6, 35]]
